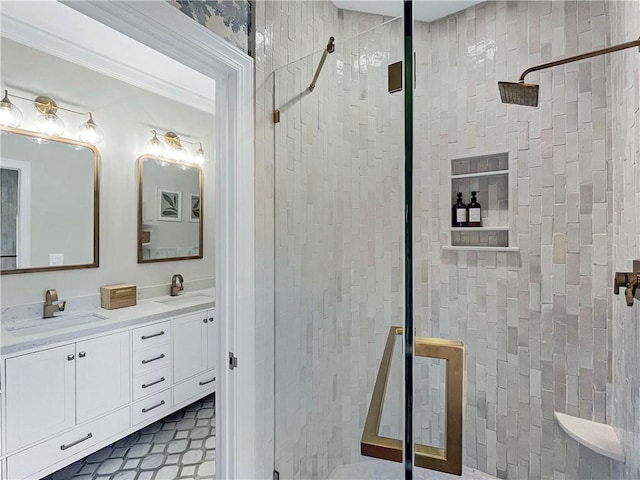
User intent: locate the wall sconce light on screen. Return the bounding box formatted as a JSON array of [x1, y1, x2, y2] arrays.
[[0, 89, 103, 145], [0, 90, 23, 127], [145, 130, 207, 165]]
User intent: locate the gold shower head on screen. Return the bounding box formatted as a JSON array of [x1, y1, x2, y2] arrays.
[[499, 38, 640, 107], [498, 81, 539, 107]]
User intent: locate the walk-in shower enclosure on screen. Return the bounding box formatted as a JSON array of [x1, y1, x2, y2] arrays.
[[253, 1, 640, 479]]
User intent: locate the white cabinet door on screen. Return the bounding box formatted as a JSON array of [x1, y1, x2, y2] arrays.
[[76, 331, 130, 424], [5, 345, 75, 452], [206, 309, 218, 373], [173, 312, 208, 383]]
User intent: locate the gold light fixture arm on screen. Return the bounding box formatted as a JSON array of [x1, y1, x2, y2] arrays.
[[309, 36, 335, 92], [518, 37, 640, 83], [5, 91, 95, 119]]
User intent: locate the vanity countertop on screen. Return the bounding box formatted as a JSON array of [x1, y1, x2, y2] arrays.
[[1, 288, 215, 356]]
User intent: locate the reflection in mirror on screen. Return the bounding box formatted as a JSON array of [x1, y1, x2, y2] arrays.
[[0, 127, 99, 274], [138, 155, 203, 263]]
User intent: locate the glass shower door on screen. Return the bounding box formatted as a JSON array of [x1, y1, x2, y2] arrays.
[[272, 16, 409, 479]]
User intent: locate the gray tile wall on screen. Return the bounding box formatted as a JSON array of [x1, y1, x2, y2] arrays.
[[609, 1, 640, 478]]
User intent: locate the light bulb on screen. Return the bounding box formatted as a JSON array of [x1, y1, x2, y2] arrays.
[[0, 90, 23, 127], [78, 113, 103, 144], [192, 144, 206, 165], [168, 144, 187, 162], [146, 131, 165, 156], [34, 113, 64, 137]]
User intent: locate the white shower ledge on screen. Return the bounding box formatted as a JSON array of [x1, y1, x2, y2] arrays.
[[555, 411, 625, 462]]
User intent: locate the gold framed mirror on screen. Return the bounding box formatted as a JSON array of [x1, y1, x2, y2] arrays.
[[0, 126, 99, 275], [137, 154, 203, 263]]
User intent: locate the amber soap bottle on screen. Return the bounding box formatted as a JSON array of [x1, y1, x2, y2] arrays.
[[467, 191, 482, 227], [452, 192, 467, 227]]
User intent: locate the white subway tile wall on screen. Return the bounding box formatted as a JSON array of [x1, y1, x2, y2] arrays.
[[254, 1, 639, 479]]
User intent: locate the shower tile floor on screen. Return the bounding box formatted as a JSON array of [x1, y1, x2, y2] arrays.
[[42, 394, 215, 480], [329, 459, 498, 480]]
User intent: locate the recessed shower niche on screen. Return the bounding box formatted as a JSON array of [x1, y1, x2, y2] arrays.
[[445, 152, 517, 251]]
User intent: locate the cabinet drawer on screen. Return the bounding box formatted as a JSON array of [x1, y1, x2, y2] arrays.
[[132, 389, 172, 426], [7, 407, 129, 480], [173, 369, 216, 407], [133, 321, 171, 350], [133, 344, 171, 377], [133, 365, 172, 400]]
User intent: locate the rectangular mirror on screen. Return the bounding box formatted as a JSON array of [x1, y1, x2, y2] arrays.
[[0, 127, 99, 274], [137, 155, 203, 262]]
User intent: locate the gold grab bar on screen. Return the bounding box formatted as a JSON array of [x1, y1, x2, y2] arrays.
[[361, 326, 464, 475]]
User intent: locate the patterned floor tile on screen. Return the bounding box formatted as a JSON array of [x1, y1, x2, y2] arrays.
[[42, 394, 215, 480]]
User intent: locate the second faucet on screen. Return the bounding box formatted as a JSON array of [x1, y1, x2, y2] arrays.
[[170, 274, 184, 296]]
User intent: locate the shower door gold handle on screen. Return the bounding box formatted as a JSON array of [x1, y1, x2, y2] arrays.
[[361, 326, 464, 476]]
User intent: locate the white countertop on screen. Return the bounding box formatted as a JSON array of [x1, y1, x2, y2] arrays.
[[1, 288, 215, 356]]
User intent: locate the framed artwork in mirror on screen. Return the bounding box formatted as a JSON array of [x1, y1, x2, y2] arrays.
[[158, 189, 182, 222], [189, 193, 200, 222]]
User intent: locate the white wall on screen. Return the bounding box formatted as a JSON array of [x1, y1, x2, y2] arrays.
[[0, 38, 215, 306]]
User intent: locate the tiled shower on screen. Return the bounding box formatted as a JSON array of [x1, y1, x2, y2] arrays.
[[254, 1, 640, 479]]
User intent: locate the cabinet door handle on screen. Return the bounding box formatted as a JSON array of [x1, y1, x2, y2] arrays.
[[78, 351, 86, 358], [209, 317, 214, 323], [141, 331, 165, 340], [67, 354, 75, 361], [141, 400, 166, 413], [60, 432, 93, 450], [199, 377, 216, 386], [141, 377, 165, 389], [141, 353, 165, 365], [203, 318, 208, 323]]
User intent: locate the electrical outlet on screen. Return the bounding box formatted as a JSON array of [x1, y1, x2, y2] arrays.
[[49, 253, 64, 265]]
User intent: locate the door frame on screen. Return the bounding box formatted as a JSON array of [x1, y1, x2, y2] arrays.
[[0, 159, 31, 269], [0, 1, 256, 478]]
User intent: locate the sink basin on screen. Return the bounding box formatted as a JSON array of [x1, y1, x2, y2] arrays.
[[5, 313, 108, 337], [155, 294, 213, 307]]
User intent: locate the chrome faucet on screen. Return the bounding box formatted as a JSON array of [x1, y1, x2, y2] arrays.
[[43, 289, 66, 318], [170, 274, 184, 296]]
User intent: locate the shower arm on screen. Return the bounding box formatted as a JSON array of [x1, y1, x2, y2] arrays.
[[309, 36, 335, 92], [518, 37, 640, 83]]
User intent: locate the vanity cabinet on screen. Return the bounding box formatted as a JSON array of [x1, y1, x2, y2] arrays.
[[173, 309, 217, 382], [75, 333, 131, 424], [2, 304, 216, 480], [173, 312, 208, 383], [4, 331, 130, 453], [172, 309, 217, 405], [130, 321, 173, 425], [5, 344, 75, 453]]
